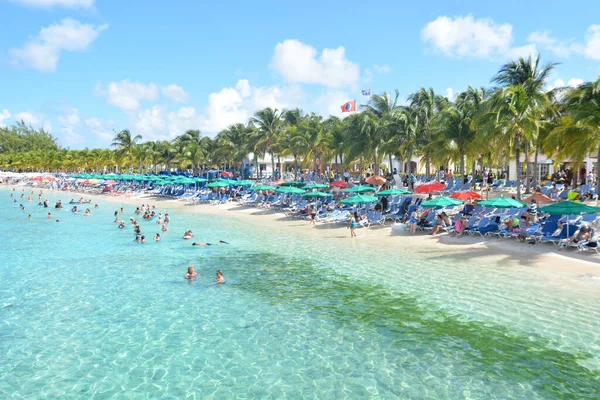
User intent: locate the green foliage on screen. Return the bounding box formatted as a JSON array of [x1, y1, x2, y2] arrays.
[[0, 121, 59, 154]]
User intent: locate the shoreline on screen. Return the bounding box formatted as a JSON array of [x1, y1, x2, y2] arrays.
[[6, 185, 600, 277]]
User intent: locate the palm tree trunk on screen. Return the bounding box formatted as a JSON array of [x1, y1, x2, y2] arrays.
[[254, 154, 259, 179], [270, 152, 275, 179], [359, 155, 364, 183], [471, 158, 476, 187], [524, 139, 531, 194], [425, 153, 431, 180], [294, 155, 298, 180], [277, 155, 282, 178], [459, 152, 465, 179], [373, 148, 379, 175], [596, 145, 600, 189], [406, 148, 413, 190], [515, 134, 522, 200], [533, 145, 539, 189], [388, 154, 393, 175]]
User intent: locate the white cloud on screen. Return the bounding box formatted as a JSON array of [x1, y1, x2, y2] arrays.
[[547, 77, 584, 92], [9, 0, 94, 8], [84, 117, 115, 143], [567, 78, 584, 87], [0, 109, 11, 127], [506, 43, 538, 60], [9, 18, 108, 72], [14, 112, 39, 125], [270, 39, 360, 88], [584, 25, 600, 60], [445, 88, 455, 101], [98, 80, 160, 112], [134, 105, 166, 140], [373, 64, 391, 73], [128, 79, 304, 141], [57, 107, 83, 146], [527, 31, 583, 58], [161, 84, 189, 103], [421, 15, 512, 58]]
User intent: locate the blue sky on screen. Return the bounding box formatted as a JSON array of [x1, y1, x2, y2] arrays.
[[1, 0, 599, 149]]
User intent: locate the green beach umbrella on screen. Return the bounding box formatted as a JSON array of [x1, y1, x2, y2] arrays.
[[278, 181, 306, 187], [304, 183, 329, 190], [376, 188, 412, 196], [478, 196, 526, 208], [421, 196, 463, 208], [274, 186, 305, 194], [340, 194, 378, 204], [343, 185, 376, 194], [302, 191, 333, 198], [248, 185, 275, 191], [229, 180, 254, 187], [206, 181, 231, 188], [194, 177, 208, 182], [153, 180, 168, 186], [539, 201, 600, 215]]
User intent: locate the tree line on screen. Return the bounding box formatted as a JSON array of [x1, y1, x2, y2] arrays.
[[1, 55, 599, 199]]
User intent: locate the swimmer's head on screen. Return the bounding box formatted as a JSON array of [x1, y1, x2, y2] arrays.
[[187, 266, 195, 273], [192, 242, 196, 245]]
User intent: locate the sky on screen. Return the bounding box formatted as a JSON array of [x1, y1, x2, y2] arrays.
[[0, 0, 599, 149]]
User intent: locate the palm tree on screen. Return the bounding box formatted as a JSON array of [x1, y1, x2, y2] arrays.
[[549, 77, 600, 181], [251, 107, 284, 179], [111, 129, 142, 172], [360, 90, 402, 175], [409, 88, 447, 179], [216, 123, 250, 176], [486, 55, 556, 199]]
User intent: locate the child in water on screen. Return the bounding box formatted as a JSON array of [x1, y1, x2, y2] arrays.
[[215, 270, 224, 284], [184, 266, 199, 279]]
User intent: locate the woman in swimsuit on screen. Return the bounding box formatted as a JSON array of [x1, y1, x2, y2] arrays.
[[184, 266, 199, 279]]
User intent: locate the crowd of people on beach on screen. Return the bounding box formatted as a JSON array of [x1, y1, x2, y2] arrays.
[[9, 187, 228, 284]]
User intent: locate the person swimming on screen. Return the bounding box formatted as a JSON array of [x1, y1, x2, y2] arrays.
[[154, 233, 160, 241], [47, 212, 53, 219], [184, 266, 199, 279], [182, 230, 194, 239], [161, 224, 168, 232], [192, 240, 229, 246], [118, 221, 125, 229], [214, 270, 224, 284]]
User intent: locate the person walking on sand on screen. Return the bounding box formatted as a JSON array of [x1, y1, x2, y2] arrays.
[[348, 215, 358, 237]]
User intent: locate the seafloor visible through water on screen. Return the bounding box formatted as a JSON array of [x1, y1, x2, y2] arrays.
[[1, 187, 599, 399]]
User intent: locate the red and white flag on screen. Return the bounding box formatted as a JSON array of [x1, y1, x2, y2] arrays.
[[340, 100, 356, 113]]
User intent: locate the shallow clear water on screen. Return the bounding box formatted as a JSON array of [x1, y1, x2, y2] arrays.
[[1, 187, 600, 399]]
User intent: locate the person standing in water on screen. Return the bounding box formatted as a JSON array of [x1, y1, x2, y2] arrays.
[[184, 266, 199, 279], [214, 270, 224, 284]]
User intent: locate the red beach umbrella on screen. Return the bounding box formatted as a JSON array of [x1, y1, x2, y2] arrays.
[[220, 171, 233, 178], [450, 191, 481, 200], [31, 176, 44, 181], [414, 182, 446, 194], [330, 181, 348, 188]]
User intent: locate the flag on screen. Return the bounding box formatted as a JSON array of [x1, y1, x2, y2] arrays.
[[340, 100, 356, 113], [361, 89, 370, 96]]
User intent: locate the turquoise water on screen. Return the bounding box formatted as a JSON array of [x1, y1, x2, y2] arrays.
[[1, 187, 600, 399]]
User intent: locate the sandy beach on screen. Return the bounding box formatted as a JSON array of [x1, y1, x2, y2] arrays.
[[26, 185, 599, 279]]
